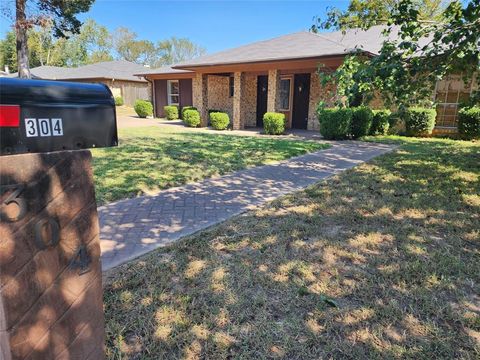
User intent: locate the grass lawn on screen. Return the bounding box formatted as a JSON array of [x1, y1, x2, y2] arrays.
[[91, 126, 329, 204], [104, 137, 479, 359]]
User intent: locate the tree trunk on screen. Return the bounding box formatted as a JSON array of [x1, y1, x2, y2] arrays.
[[15, 0, 30, 78]]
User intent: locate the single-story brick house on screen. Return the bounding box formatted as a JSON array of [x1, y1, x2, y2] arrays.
[[10, 60, 150, 106], [137, 26, 476, 131]]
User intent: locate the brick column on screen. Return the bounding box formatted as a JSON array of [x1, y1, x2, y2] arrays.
[[267, 69, 280, 112], [233, 71, 246, 130], [193, 73, 209, 127], [0, 150, 105, 359]]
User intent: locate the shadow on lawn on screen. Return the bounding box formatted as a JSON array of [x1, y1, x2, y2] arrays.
[[92, 131, 327, 205], [103, 139, 479, 359]]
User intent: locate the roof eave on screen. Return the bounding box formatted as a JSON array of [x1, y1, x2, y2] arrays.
[[172, 51, 375, 71]]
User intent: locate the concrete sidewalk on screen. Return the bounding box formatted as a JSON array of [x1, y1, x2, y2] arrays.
[[99, 141, 396, 270]]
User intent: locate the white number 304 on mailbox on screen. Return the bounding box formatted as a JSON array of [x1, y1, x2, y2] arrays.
[[25, 118, 64, 137]]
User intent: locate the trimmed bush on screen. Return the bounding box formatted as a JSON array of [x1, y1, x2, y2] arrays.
[[164, 105, 179, 120], [183, 109, 201, 127], [351, 106, 373, 138], [210, 112, 230, 130], [317, 107, 352, 140], [404, 107, 436, 137], [181, 106, 197, 119], [134, 100, 153, 118], [370, 109, 391, 135], [458, 106, 480, 139], [387, 112, 406, 135], [114, 96, 124, 106], [263, 112, 285, 135]]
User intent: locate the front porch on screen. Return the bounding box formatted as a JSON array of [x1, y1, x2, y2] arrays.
[[191, 67, 331, 132]]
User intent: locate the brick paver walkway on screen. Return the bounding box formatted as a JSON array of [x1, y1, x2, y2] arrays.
[[99, 141, 396, 270]]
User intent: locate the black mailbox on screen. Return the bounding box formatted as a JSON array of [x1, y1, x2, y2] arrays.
[[0, 77, 118, 156]]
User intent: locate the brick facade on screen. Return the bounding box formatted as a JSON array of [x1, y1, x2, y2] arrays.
[[192, 73, 209, 126], [194, 70, 338, 131], [307, 72, 337, 131], [0, 150, 105, 360]]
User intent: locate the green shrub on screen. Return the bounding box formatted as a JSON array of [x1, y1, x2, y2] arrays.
[[114, 96, 124, 106], [183, 109, 201, 127], [263, 112, 285, 135], [317, 107, 352, 140], [458, 106, 480, 139], [181, 106, 196, 119], [210, 112, 230, 130], [387, 112, 406, 135], [134, 100, 153, 118], [350, 106, 373, 138], [164, 105, 179, 120], [370, 109, 391, 135], [404, 107, 436, 137]]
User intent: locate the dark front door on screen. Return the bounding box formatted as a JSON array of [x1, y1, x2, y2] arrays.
[[292, 73, 310, 129], [179, 79, 193, 119], [256, 75, 268, 127]]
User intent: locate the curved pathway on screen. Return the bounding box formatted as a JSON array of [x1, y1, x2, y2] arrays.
[[99, 141, 396, 270]]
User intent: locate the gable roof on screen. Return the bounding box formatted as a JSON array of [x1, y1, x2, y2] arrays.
[[172, 25, 422, 69], [10, 60, 148, 82]]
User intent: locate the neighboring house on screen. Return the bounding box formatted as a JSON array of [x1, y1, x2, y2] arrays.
[[10, 60, 150, 106], [138, 26, 476, 131]]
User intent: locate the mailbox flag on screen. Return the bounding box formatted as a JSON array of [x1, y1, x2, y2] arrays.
[[0, 105, 20, 127]]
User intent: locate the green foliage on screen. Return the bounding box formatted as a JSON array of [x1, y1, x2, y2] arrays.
[[370, 109, 391, 135], [312, 0, 480, 110], [134, 100, 153, 118], [37, 0, 95, 38], [263, 112, 286, 135], [164, 105, 179, 120], [0, 31, 17, 72], [1, 17, 204, 71], [181, 106, 197, 119], [154, 37, 206, 67], [312, 0, 448, 31], [404, 108, 436, 137], [183, 109, 201, 127], [350, 106, 373, 138], [210, 112, 230, 130], [317, 107, 353, 140], [458, 106, 480, 139], [318, 55, 375, 107], [114, 96, 124, 106]]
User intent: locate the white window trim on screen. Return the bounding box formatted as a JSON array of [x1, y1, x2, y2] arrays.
[[167, 80, 180, 106], [279, 77, 292, 111]]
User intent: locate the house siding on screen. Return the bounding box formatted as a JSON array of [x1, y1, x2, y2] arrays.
[[72, 79, 149, 107]]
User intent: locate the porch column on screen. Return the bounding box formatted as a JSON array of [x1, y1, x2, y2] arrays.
[[233, 71, 246, 130], [193, 73, 208, 127], [267, 69, 280, 112]]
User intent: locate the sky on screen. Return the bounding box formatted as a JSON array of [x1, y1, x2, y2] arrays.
[[0, 0, 349, 54]]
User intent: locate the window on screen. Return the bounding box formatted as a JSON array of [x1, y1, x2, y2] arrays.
[[167, 80, 179, 105], [279, 78, 291, 110], [435, 76, 472, 128], [229, 76, 234, 97]]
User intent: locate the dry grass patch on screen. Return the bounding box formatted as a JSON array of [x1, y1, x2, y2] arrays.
[[104, 137, 479, 359]]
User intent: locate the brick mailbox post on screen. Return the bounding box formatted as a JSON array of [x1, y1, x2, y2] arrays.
[[0, 78, 118, 360]]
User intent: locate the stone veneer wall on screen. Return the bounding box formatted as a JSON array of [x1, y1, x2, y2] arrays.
[[205, 74, 257, 128], [192, 73, 208, 126], [208, 76, 233, 119], [307, 72, 336, 131], [243, 74, 257, 127]]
